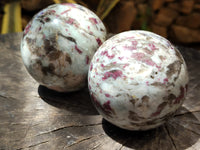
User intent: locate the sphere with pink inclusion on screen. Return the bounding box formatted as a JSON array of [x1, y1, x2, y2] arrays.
[[21, 3, 106, 92], [88, 31, 189, 130]]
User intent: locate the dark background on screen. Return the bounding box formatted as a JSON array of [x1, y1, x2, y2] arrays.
[[0, 0, 200, 49]]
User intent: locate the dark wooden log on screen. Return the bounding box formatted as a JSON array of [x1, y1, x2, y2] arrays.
[[0, 32, 200, 150]]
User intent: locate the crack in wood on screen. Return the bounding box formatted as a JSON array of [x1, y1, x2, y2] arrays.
[[35, 123, 102, 137], [187, 122, 200, 126], [188, 82, 200, 91], [118, 139, 130, 150], [172, 121, 200, 136], [174, 110, 200, 117], [0, 94, 10, 99], [171, 118, 200, 126], [28, 140, 49, 148], [0, 94, 20, 102], [89, 143, 104, 150], [164, 125, 177, 150], [113, 136, 131, 150], [16, 140, 49, 150], [64, 134, 104, 149], [65, 136, 93, 148], [22, 122, 34, 140]]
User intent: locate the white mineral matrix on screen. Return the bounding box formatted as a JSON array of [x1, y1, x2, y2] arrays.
[[21, 3, 106, 92], [88, 30, 189, 130]]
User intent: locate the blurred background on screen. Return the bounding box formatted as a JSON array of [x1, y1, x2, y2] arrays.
[[0, 0, 200, 49]]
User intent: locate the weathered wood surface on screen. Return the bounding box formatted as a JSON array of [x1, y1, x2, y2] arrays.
[[0, 32, 200, 150]]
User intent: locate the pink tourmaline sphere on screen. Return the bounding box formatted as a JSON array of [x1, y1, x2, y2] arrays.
[[88, 31, 189, 130], [21, 3, 106, 92]]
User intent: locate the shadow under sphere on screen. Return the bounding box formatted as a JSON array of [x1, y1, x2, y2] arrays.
[[38, 85, 98, 115], [102, 106, 200, 150]]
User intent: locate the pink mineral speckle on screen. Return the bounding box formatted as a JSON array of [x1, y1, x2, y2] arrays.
[[89, 85, 91, 89], [123, 63, 129, 68], [103, 100, 114, 116], [132, 41, 138, 47], [89, 17, 98, 24], [90, 63, 93, 71], [66, 18, 75, 24], [38, 26, 42, 31], [101, 64, 105, 67], [61, 9, 71, 15], [132, 52, 159, 68], [163, 78, 168, 84], [105, 93, 110, 97], [65, 18, 79, 27], [145, 59, 157, 67], [123, 41, 138, 50], [111, 46, 116, 50], [123, 45, 136, 51], [118, 56, 124, 60], [151, 102, 167, 117], [127, 36, 135, 39], [148, 43, 157, 51], [132, 52, 145, 60], [92, 94, 114, 117], [43, 34, 46, 39], [96, 38, 102, 46], [156, 65, 161, 70], [46, 10, 56, 14], [24, 24, 31, 35], [75, 45, 82, 54], [86, 56, 89, 64], [101, 51, 115, 59], [102, 70, 123, 80]]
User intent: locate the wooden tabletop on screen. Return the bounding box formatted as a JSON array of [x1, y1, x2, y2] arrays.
[[0, 33, 200, 150]]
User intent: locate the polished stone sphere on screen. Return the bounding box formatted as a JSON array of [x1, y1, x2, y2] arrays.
[[88, 31, 189, 130], [21, 3, 106, 92]]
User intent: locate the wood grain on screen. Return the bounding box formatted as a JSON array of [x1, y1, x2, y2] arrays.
[[0, 33, 200, 150]]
